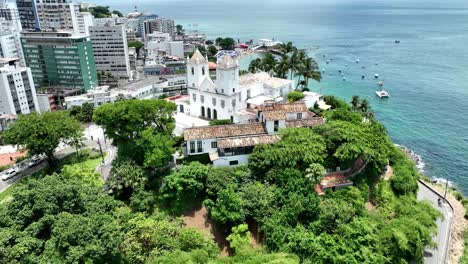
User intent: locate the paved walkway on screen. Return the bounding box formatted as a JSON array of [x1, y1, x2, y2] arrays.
[[417, 181, 453, 264]]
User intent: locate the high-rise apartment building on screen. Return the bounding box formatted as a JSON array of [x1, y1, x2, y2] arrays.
[[0, 0, 22, 31], [76, 11, 94, 35], [36, 0, 79, 32], [21, 31, 97, 91], [0, 18, 25, 66], [0, 58, 40, 115], [16, 0, 40, 30], [143, 18, 175, 40], [89, 25, 130, 78]]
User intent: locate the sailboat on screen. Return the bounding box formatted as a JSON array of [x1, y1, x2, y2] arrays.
[[375, 81, 390, 98]]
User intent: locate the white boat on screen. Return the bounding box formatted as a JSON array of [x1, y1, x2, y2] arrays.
[[374, 73, 379, 79], [378, 81, 384, 87], [356, 59, 360, 63], [376, 90, 390, 98]]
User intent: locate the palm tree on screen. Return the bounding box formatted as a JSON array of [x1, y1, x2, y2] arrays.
[[275, 54, 290, 78], [351, 96, 360, 111], [289, 49, 300, 80], [261, 53, 277, 74], [296, 56, 321, 90], [279, 41, 295, 55], [360, 99, 370, 113], [248, 58, 262, 73]]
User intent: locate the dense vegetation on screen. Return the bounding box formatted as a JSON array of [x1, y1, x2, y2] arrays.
[[249, 42, 321, 90], [0, 97, 442, 263], [81, 6, 123, 18]]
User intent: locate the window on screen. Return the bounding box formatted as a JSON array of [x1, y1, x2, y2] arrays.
[[233, 88, 235, 93], [191, 67, 194, 75], [297, 113, 302, 119], [211, 142, 217, 148], [229, 160, 239, 166], [190, 141, 195, 153], [274, 120, 279, 132], [192, 93, 197, 102], [212, 98, 216, 106], [232, 99, 236, 107], [201, 95, 204, 103], [221, 100, 225, 109], [197, 141, 203, 152], [202, 67, 205, 75]]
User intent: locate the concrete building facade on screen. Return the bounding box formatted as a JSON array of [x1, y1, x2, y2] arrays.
[[89, 25, 130, 78], [0, 0, 22, 31], [16, 0, 40, 30], [21, 31, 97, 91], [36, 0, 79, 32], [0, 58, 39, 114], [76, 11, 94, 35]]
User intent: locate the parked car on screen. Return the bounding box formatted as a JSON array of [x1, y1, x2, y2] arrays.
[[1, 168, 19, 181], [28, 156, 43, 168]]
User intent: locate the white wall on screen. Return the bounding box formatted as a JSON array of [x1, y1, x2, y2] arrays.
[[213, 154, 249, 167]]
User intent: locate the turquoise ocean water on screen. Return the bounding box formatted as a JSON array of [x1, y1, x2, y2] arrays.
[[105, 0, 468, 193]]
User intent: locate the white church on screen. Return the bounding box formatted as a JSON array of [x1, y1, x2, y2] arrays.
[[186, 49, 295, 123]]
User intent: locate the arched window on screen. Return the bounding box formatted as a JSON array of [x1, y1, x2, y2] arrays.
[[207, 107, 211, 119], [202, 67, 205, 75], [201, 106, 205, 117], [191, 67, 194, 75], [213, 109, 217, 120]]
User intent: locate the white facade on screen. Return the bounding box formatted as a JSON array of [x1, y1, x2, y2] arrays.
[[36, 93, 52, 112], [36, 0, 79, 33], [186, 50, 294, 123], [65, 75, 187, 108], [0, 58, 39, 115], [147, 40, 184, 60], [0, 29, 24, 66], [76, 11, 94, 35], [89, 25, 130, 78], [0, 1, 22, 32]]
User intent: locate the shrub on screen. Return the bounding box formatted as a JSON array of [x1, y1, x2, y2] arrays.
[[287, 91, 305, 102], [209, 119, 232, 126]]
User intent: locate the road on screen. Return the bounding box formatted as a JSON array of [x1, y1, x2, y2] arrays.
[[417, 181, 453, 264], [0, 147, 76, 193]]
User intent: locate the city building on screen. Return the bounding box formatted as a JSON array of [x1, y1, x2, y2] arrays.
[[183, 101, 324, 167], [147, 38, 184, 59], [64, 75, 187, 108], [89, 25, 130, 78], [137, 14, 158, 37], [21, 31, 98, 91], [0, 19, 24, 65], [128, 47, 137, 70], [144, 56, 185, 76], [16, 0, 40, 30], [0, 58, 40, 115], [76, 11, 94, 35], [36, 93, 56, 112], [143, 18, 175, 40], [36, 0, 79, 32], [186, 50, 295, 123], [0, 0, 22, 31]]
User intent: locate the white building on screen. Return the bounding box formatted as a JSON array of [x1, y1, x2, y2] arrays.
[[183, 101, 324, 167], [36, 0, 79, 33], [64, 75, 187, 108], [143, 18, 175, 40], [76, 11, 94, 35], [0, 0, 22, 31], [146, 35, 184, 60], [186, 50, 295, 123], [0, 58, 40, 115], [0, 19, 24, 65], [89, 25, 130, 78]]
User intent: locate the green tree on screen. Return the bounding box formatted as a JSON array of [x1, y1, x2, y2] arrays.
[[128, 41, 144, 57], [209, 185, 245, 228], [216, 37, 236, 50], [261, 53, 277, 73], [305, 163, 326, 185], [287, 91, 305, 102], [176, 24, 185, 35], [3, 111, 82, 166], [275, 54, 290, 78], [160, 162, 210, 211], [209, 119, 232, 126], [137, 128, 175, 168], [107, 160, 147, 200], [226, 224, 252, 254], [351, 95, 360, 111], [93, 99, 176, 144], [239, 182, 276, 225], [296, 56, 321, 90], [248, 58, 262, 73]]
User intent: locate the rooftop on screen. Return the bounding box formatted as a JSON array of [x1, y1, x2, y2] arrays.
[[188, 49, 207, 65], [184, 123, 266, 141], [240, 72, 293, 89], [263, 109, 286, 120], [285, 117, 325, 128], [218, 135, 280, 148]]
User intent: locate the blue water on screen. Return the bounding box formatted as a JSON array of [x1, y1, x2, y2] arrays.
[[104, 0, 468, 194]]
